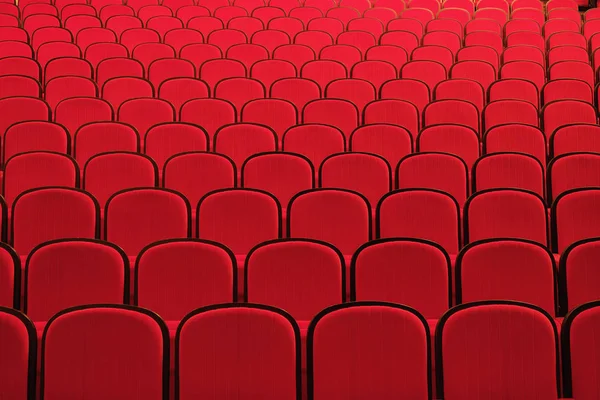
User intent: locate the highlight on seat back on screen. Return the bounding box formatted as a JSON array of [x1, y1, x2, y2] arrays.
[[464, 188, 548, 246], [377, 189, 460, 257], [54, 97, 114, 138], [487, 78, 539, 109], [41, 304, 168, 400], [559, 238, 600, 313], [552, 188, 600, 254], [319, 152, 392, 209], [83, 152, 158, 210], [349, 124, 413, 174], [456, 239, 557, 315], [396, 152, 468, 208], [0, 307, 36, 400], [25, 239, 128, 323], [245, 238, 344, 325], [0, 97, 50, 144], [242, 152, 314, 211], [436, 301, 560, 400], [0, 75, 41, 100], [308, 302, 431, 400], [136, 239, 236, 325], [483, 123, 547, 167], [433, 78, 484, 114], [196, 188, 281, 258], [3, 151, 79, 208], [482, 99, 539, 132], [73, 122, 139, 167], [176, 304, 301, 400], [542, 100, 598, 140], [287, 188, 370, 257], [423, 99, 479, 134], [104, 188, 191, 257], [548, 153, 600, 203], [0, 242, 19, 308], [3, 122, 69, 166], [562, 301, 600, 400], [12, 187, 99, 257], [352, 238, 450, 321], [550, 123, 600, 157], [472, 152, 545, 198]]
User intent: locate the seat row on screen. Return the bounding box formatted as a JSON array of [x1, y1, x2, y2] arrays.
[[2, 300, 600, 399]]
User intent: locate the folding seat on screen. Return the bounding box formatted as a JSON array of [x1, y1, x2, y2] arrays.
[[300, 60, 346, 93], [76, 28, 118, 56], [105, 15, 142, 38], [264, 0, 297, 14], [12, 187, 99, 258], [553, 188, 600, 255], [549, 61, 594, 91], [464, 188, 547, 246], [397, 153, 468, 207], [504, 18, 541, 36], [120, 27, 160, 53], [127, 0, 160, 13], [548, 7, 581, 25], [418, 124, 480, 171], [137, 239, 235, 331], [234, 0, 266, 13], [377, 189, 460, 256], [443, 0, 474, 13], [250, 59, 296, 92], [105, 188, 190, 260], [117, 98, 175, 142], [349, 124, 412, 175], [386, 17, 423, 40], [177, 5, 210, 25], [511, 7, 545, 27], [0, 307, 35, 399], [335, 31, 376, 59], [148, 58, 195, 90], [488, 78, 539, 108], [559, 239, 600, 313], [483, 99, 539, 133], [402, 7, 434, 26], [434, 79, 484, 114], [400, 60, 447, 93], [584, 18, 600, 41], [163, 29, 204, 56], [436, 7, 471, 28], [347, 18, 385, 42], [37, 42, 80, 78], [282, 124, 344, 174], [215, 77, 265, 118], [197, 0, 229, 13], [411, 45, 453, 72], [303, 98, 358, 140], [437, 302, 560, 400], [500, 60, 546, 92], [0, 57, 40, 82], [543, 18, 579, 39], [543, 100, 597, 141], [186, 16, 223, 39], [426, 18, 463, 39], [450, 61, 496, 94], [512, 0, 543, 9], [547, 0, 579, 10], [96, 57, 144, 90], [0, 97, 50, 147], [270, 77, 320, 113], [23, 14, 60, 38], [252, 7, 287, 25], [242, 153, 313, 227], [309, 303, 430, 399], [23, 3, 56, 20], [199, 58, 246, 91], [325, 78, 375, 121], [267, 17, 304, 40], [64, 15, 102, 39], [364, 45, 407, 74], [0, 13, 19, 28], [548, 31, 587, 50], [543, 79, 593, 106], [548, 153, 600, 205], [177, 304, 299, 399], [473, 153, 545, 199], [424, 99, 479, 134], [288, 188, 370, 261], [131, 43, 175, 75], [505, 31, 545, 55], [0, 27, 29, 43], [3, 151, 76, 220], [241, 98, 298, 143], [350, 61, 395, 94], [228, 16, 264, 38], [73, 122, 139, 167], [551, 124, 600, 157], [100, 5, 136, 25], [55, 97, 113, 138], [45, 76, 98, 112], [3, 121, 68, 166], [25, 239, 127, 327], [180, 98, 236, 143], [483, 124, 546, 169], [146, 16, 183, 39], [0, 75, 40, 99], [273, 44, 315, 72], [157, 78, 209, 116], [421, 31, 461, 57], [251, 29, 290, 55], [456, 45, 499, 73], [363, 99, 419, 140], [379, 30, 419, 55], [323, 6, 358, 29], [179, 43, 222, 75], [44, 57, 92, 86], [137, 6, 171, 25], [162, 0, 193, 13], [0, 41, 32, 59], [42, 305, 167, 400], [473, 8, 507, 27], [589, 32, 600, 54], [294, 30, 333, 55], [288, 6, 323, 27], [319, 44, 361, 74], [463, 31, 503, 57], [547, 45, 589, 68], [214, 5, 249, 25], [465, 18, 502, 35]]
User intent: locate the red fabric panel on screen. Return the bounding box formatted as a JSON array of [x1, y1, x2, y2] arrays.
[[563, 240, 600, 311], [74, 122, 138, 167], [566, 305, 600, 400], [474, 153, 544, 198], [0, 310, 32, 400], [554, 189, 600, 253]]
